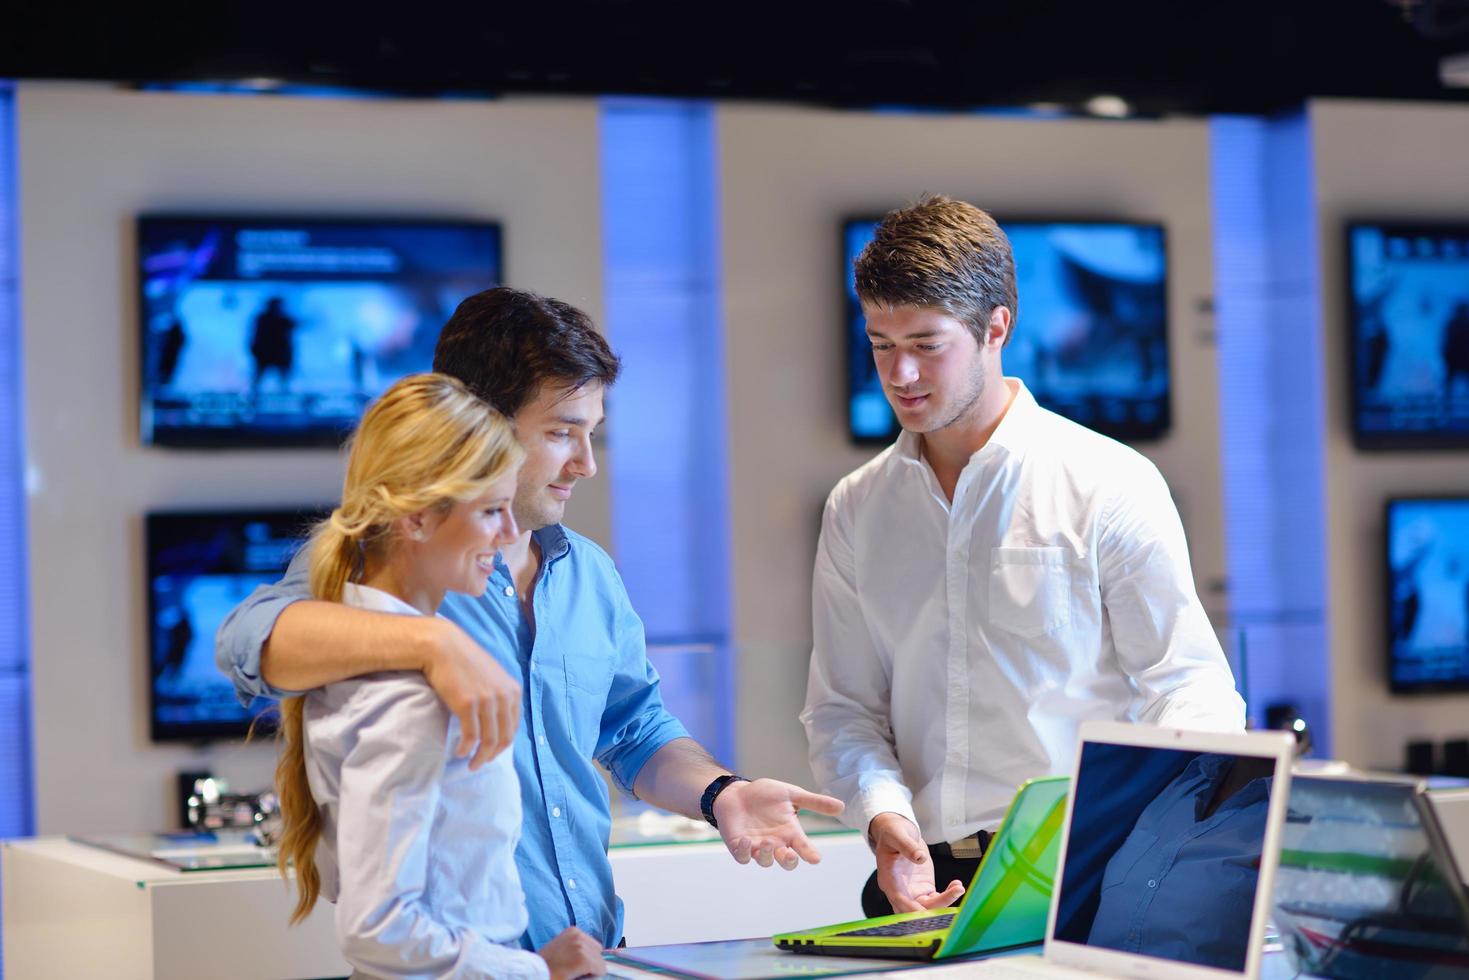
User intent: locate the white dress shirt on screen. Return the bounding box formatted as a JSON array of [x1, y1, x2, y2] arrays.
[[802, 380, 1245, 844], [304, 584, 548, 980]]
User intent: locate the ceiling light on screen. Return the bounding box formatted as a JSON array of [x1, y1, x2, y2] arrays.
[[1084, 94, 1131, 118], [1440, 52, 1469, 87]]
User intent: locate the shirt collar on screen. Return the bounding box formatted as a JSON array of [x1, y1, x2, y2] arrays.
[[533, 524, 572, 564], [1191, 752, 1273, 818], [342, 582, 424, 617], [1194, 752, 1233, 782], [892, 377, 1039, 468], [984, 378, 1040, 459]]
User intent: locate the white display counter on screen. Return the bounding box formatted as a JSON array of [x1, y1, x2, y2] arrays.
[[2, 819, 871, 979], [2, 836, 347, 979]]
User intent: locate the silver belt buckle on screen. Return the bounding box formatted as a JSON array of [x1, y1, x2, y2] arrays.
[[949, 832, 984, 860]]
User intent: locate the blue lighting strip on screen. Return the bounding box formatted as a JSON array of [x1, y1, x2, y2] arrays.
[[1210, 113, 1331, 753], [0, 81, 34, 842], [599, 98, 734, 765], [0, 79, 35, 980]]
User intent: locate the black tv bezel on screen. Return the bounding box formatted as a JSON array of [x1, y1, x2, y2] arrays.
[[1347, 220, 1469, 452], [136, 213, 504, 450], [145, 507, 325, 743], [842, 214, 1173, 447], [1384, 495, 1469, 696]]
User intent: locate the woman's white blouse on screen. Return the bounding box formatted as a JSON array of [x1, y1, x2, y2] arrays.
[[303, 583, 548, 980]]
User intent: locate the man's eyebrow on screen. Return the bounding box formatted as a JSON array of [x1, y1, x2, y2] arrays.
[[865, 329, 943, 340], [552, 414, 604, 427]]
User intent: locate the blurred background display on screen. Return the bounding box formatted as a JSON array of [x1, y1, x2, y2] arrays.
[[1387, 497, 1469, 693], [845, 218, 1171, 444], [1349, 222, 1469, 449], [147, 509, 323, 741], [138, 216, 501, 448]]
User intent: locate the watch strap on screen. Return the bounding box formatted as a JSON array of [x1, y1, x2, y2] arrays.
[[700, 774, 750, 828]]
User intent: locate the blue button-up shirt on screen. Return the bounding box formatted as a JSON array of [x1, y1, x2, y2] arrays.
[[1086, 753, 1270, 972], [216, 524, 690, 949]]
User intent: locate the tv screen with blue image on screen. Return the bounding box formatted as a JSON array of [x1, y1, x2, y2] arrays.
[[138, 215, 501, 447], [148, 509, 324, 741], [1349, 222, 1469, 449], [1386, 497, 1469, 693], [845, 218, 1171, 444]]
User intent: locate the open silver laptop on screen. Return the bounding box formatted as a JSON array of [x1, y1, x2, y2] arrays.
[[1273, 772, 1469, 976], [1427, 785, 1469, 884], [967, 721, 1296, 980]]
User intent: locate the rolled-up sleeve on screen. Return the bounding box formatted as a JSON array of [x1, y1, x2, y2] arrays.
[[214, 548, 312, 705], [594, 590, 691, 796], [801, 490, 916, 835], [1097, 460, 1245, 733]]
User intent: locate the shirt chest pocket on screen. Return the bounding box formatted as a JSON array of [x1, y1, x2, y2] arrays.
[[989, 547, 1073, 638], [562, 650, 615, 697], [560, 654, 614, 753], [1100, 828, 1160, 893]]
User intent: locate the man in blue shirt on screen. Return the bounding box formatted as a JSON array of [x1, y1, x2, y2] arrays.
[[217, 287, 843, 949], [1085, 752, 1273, 972]]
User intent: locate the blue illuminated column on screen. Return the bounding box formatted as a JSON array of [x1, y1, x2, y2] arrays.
[[1210, 113, 1331, 753], [0, 81, 33, 837], [600, 100, 734, 765]]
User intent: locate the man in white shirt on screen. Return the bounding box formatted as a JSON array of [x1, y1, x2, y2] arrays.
[[802, 195, 1245, 918]]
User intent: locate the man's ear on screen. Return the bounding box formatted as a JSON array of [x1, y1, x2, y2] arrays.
[[985, 306, 1013, 350]]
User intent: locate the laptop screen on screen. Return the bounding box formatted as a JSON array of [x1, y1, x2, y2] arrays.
[[1052, 743, 1280, 973], [1273, 777, 1469, 976]]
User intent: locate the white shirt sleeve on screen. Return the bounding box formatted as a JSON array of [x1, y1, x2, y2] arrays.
[[1097, 461, 1246, 734], [330, 683, 550, 980], [802, 491, 918, 836]]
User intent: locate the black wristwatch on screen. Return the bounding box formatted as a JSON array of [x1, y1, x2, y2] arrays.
[[700, 774, 751, 828]]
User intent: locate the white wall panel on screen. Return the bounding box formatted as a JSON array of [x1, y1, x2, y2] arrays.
[[18, 83, 605, 833], [716, 105, 1223, 786]]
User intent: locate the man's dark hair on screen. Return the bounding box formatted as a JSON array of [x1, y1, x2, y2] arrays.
[[853, 194, 1017, 346], [432, 287, 621, 416]]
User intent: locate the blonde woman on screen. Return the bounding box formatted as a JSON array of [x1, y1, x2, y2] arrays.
[[275, 373, 604, 980]]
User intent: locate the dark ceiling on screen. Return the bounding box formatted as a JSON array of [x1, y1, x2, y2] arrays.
[[3, 1, 1469, 116]]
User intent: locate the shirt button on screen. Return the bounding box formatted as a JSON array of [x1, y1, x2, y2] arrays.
[[947, 817, 958, 827], [537, 735, 546, 746], [567, 878, 577, 889], [1147, 879, 1157, 889], [553, 806, 562, 818], [503, 586, 515, 597]]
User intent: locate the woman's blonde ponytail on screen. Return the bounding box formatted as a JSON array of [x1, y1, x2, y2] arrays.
[[273, 373, 522, 924]]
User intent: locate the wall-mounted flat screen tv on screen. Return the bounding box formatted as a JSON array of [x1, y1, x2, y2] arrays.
[[138, 215, 502, 448], [148, 509, 323, 741], [845, 218, 1171, 445], [1349, 222, 1469, 450], [1386, 497, 1469, 694]]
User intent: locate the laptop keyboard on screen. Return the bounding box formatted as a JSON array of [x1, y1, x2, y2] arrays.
[[837, 911, 957, 937]]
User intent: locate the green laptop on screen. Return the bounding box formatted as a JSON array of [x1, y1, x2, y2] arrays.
[[773, 775, 1068, 962]]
